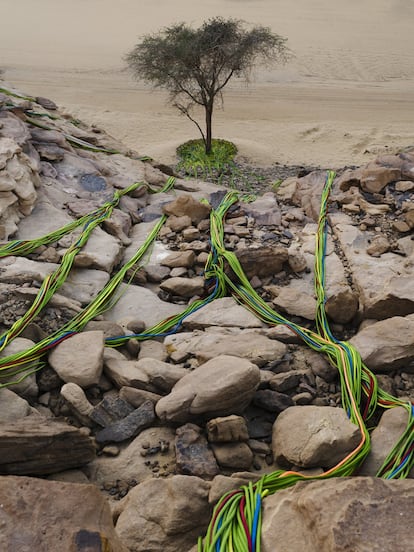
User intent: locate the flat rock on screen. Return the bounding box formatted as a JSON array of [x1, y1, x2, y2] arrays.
[[64, 226, 122, 273], [86, 426, 176, 485], [350, 315, 414, 372], [331, 216, 414, 319], [48, 330, 104, 388], [182, 297, 263, 330], [164, 329, 286, 366], [272, 405, 361, 468], [104, 356, 188, 393], [15, 188, 74, 239], [115, 475, 211, 552], [0, 417, 95, 475], [156, 355, 260, 423], [261, 477, 414, 552], [0, 475, 128, 551], [122, 219, 170, 265], [102, 283, 182, 328]]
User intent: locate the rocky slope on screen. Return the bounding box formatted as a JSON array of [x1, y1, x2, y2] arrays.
[[0, 82, 413, 551]]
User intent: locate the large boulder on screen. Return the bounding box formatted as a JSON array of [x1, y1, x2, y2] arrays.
[[261, 477, 414, 552], [350, 314, 414, 372], [48, 330, 105, 388], [115, 475, 211, 552], [0, 475, 128, 551], [0, 417, 95, 475], [272, 406, 361, 468], [156, 355, 261, 423]]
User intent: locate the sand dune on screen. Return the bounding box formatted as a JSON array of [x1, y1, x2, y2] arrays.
[[2, 0, 414, 167]]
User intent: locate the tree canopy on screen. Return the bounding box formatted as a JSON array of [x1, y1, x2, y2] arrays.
[[125, 17, 291, 153]]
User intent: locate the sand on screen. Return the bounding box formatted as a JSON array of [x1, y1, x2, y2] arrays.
[[2, 0, 414, 168]]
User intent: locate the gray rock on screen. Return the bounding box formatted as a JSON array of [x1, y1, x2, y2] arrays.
[[95, 400, 155, 445], [62, 227, 122, 273], [253, 389, 294, 413], [272, 405, 361, 468], [175, 423, 219, 478], [138, 340, 168, 361], [90, 394, 135, 427], [261, 477, 414, 552], [331, 216, 414, 319], [156, 355, 261, 423], [269, 370, 303, 392], [48, 330, 104, 388]]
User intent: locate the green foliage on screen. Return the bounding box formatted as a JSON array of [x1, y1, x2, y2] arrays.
[[176, 138, 266, 191], [177, 138, 236, 172], [125, 17, 291, 153]]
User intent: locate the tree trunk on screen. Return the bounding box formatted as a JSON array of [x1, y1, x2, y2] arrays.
[[205, 102, 213, 154]]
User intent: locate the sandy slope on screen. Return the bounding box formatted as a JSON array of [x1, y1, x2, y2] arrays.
[[2, 0, 414, 168]]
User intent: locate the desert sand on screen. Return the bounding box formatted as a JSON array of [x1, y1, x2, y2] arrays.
[[2, 0, 414, 168]]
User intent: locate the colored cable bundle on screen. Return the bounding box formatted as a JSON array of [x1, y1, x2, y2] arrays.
[[0, 164, 412, 549], [197, 171, 414, 552]]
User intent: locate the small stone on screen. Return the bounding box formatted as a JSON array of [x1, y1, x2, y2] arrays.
[[253, 389, 294, 413], [95, 401, 155, 445], [175, 423, 219, 478], [163, 250, 196, 269], [211, 442, 253, 470], [392, 220, 410, 233], [90, 395, 135, 427], [367, 235, 390, 257], [206, 415, 249, 442]]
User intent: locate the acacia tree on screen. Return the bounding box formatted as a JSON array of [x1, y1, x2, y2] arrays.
[[125, 17, 291, 154]]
